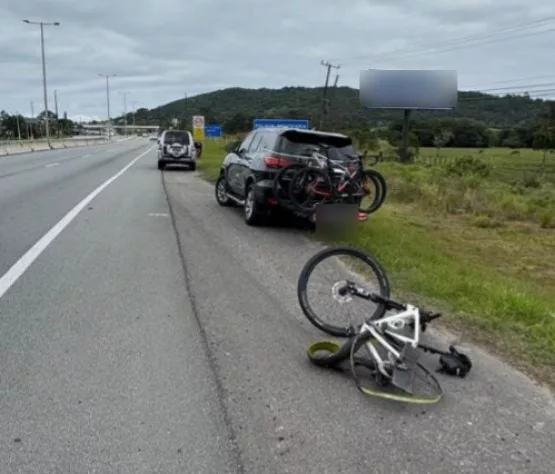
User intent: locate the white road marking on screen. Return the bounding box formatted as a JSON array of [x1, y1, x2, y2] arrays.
[[0, 146, 155, 300], [82, 154, 91, 158], [45, 162, 60, 168], [148, 213, 169, 217]]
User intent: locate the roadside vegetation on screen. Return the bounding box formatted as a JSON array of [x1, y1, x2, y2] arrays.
[[198, 139, 555, 388]]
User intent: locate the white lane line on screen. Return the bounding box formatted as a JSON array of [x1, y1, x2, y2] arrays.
[[0, 145, 155, 300], [82, 154, 91, 158], [45, 162, 60, 168]]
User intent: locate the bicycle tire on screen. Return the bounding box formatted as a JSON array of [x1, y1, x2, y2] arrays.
[[358, 170, 387, 214], [367, 169, 387, 209], [288, 166, 334, 213], [272, 164, 306, 209], [297, 246, 390, 337]]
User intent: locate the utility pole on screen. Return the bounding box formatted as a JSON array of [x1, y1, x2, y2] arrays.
[[23, 19, 60, 148], [131, 101, 138, 128], [53, 89, 60, 137], [15, 113, 22, 141], [98, 73, 116, 140], [183, 92, 188, 130], [119, 91, 129, 136], [319, 60, 340, 130], [30, 101, 35, 140], [54, 89, 59, 118]]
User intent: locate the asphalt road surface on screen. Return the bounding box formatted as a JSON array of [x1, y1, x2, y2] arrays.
[[0, 138, 553, 474]]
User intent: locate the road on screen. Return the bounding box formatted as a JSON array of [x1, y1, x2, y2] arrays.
[[0, 138, 553, 473]]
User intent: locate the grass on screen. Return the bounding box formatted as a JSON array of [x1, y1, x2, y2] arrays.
[[198, 140, 555, 388]]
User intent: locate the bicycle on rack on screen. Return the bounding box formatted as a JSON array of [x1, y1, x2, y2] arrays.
[[297, 246, 472, 404], [273, 145, 387, 215]]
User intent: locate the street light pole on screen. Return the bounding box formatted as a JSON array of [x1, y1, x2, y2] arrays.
[[99, 73, 116, 140], [119, 91, 130, 137], [132, 100, 138, 128], [23, 19, 60, 148]]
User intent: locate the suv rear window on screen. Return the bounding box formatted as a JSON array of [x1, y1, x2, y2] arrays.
[[276, 131, 355, 162], [164, 131, 190, 145]]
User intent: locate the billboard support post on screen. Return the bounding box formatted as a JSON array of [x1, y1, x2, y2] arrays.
[[401, 109, 411, 163]]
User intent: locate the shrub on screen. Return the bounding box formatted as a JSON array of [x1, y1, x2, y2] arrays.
[[444, 156, 491, 178]]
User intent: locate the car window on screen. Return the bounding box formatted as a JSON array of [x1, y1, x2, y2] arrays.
[[239, 132, 255, 152], [258, 131, 275, 152], [163, 131, 190, 145], [248, 132, 264, 152], [276, 132, 355, 162]]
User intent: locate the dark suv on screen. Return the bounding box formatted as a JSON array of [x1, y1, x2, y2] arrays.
[[214, 127, 356, 226]]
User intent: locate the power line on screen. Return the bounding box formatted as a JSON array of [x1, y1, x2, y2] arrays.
[[382, 29, 555, 62], [463, 74, 555, 89], [470, 82, 555, 93], [458, 89, 555, 102], [340, 15, 555, 62]]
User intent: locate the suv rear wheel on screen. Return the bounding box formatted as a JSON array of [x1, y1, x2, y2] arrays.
[[244, 183, 265, 226]]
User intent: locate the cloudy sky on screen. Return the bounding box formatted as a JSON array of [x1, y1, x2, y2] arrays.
[[1, 0, 555, 121]]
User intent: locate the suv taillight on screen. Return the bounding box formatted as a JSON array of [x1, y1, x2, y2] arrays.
[[264, 155, 289, 168]]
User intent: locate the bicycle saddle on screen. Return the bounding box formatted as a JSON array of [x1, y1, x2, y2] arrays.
[[438, 346, 472, 378]]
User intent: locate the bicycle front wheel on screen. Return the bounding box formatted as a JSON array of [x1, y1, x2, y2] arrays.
[[297, 246, 390, 337]]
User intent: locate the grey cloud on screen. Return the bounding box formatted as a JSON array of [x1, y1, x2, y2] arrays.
[[1, 1, 555, 120]]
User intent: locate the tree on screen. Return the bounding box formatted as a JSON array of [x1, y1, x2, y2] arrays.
[[37, 110, 57, 121]]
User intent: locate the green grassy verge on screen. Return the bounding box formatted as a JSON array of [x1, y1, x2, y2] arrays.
[[198, 140, 555, 388]]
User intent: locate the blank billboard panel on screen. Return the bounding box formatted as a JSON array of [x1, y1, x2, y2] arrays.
[[360, 69, 458, 110]]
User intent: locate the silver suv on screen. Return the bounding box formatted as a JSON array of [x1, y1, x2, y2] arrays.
[[157, 130, 197, 171]]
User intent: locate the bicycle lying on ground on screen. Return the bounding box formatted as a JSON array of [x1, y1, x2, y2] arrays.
[[297, 246, 472, 404], [272, 146, 387, 216]]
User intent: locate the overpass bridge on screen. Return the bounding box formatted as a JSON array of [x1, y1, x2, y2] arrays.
[[81, 124, 160, 132]]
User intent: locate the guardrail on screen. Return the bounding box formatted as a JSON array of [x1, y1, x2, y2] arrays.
[[0, 136, 129, 157]]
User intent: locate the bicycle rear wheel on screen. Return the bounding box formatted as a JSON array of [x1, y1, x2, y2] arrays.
[[272, 164, 305, 209], [358, 169, 387, 214], [289, 167, 334, 213], [349, 331, 443, 404], [297, 246, 390, 337]]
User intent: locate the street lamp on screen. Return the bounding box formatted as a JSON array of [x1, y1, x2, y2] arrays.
[[119, 91, 130, 136], [23, 19, 60, 148], [98, 73, 116, 140], [131, 100, 138, 129]]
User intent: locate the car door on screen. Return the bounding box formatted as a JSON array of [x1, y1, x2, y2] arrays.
[[227, 132, 255, 195], [234, 131, 265, 197]]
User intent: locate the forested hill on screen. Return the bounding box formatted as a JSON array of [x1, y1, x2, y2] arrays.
[[131, 86, 551, 132]]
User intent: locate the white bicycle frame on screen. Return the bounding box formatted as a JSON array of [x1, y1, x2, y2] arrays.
[[359, 304, 422, 378]]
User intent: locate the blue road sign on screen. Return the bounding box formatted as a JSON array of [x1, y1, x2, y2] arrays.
[[204, 124, 222, 138], [253, 119, 309, 130]]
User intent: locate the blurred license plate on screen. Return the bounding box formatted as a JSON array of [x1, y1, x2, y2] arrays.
[[314, 203, 359, 239]]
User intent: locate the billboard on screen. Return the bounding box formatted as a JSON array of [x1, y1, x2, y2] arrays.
[[360, 69, 458, 110], [253, 118, 310, 130]]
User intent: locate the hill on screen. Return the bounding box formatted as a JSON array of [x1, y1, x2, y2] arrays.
[[128, 86, 551, 133]]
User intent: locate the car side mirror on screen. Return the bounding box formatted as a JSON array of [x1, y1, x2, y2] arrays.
[[225, 141, 240, 153]]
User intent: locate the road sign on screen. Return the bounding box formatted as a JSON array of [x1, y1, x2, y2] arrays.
[[205, 125, 222, 138], [192, 115, 205, 129], [253, 118, 309, 130], [193, 127, 205, 141]]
